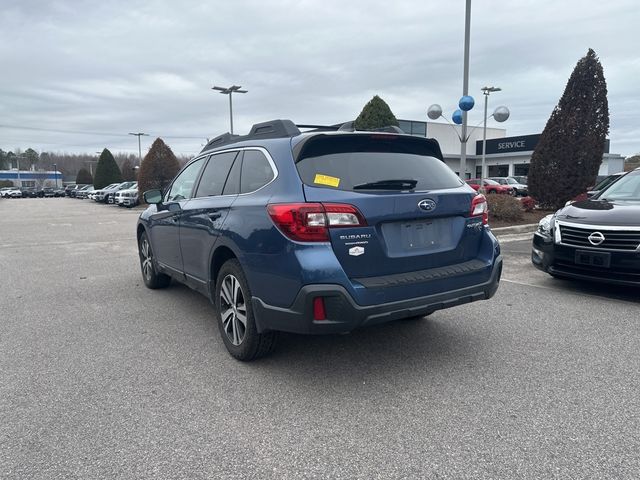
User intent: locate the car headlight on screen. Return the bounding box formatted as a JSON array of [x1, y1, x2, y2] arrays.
[[537, 214, 554, 236]]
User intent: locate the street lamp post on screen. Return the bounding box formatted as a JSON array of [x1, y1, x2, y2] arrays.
[[481, 86, 503, 183], [52, 163, 58, 188], [460, 0, 472, 179], [128, 133, 148, 166], [212, 85, 247, 134]]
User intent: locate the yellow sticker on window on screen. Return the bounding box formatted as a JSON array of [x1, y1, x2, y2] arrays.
[[313, 174, 340, 188]]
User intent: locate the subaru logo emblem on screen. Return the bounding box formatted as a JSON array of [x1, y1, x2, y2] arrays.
[[418, 199, 437, 212], [588, 231, 605, 246]]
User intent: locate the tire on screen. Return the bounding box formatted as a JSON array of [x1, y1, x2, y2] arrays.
[[215, 259, 277, 361], [138, 232, 171, 289]]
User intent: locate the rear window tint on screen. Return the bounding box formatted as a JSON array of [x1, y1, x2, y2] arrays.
[[295, 134, 461, 192], [297, 152, 462, 192]]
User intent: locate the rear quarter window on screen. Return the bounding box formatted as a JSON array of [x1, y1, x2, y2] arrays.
[[240, 150, 275, 193]]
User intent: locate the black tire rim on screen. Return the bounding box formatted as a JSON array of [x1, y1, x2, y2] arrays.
[[219, 274, 247, 346]]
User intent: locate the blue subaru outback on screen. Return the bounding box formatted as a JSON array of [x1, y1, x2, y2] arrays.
[[137, 120, 502, 360]]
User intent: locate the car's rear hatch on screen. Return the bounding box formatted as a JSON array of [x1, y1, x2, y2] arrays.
[[294, 133, 485, 279]]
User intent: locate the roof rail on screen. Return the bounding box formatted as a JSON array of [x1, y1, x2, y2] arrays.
[[338, 121, 355, 132], [249, 119, 300, 138], [200, 119, 301, 153], [203, 133, 240, 151]]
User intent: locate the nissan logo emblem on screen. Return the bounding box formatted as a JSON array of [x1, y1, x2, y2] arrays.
[[418, 199, 437, 212], [588, 231, 605, 246]]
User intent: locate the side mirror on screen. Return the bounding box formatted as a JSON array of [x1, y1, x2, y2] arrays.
[[143, 189, 163, 204]]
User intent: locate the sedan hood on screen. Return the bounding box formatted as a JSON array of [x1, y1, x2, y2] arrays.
[[557, 199, 640, 227]]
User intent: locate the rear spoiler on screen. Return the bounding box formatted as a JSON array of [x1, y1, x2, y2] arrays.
[[292, 132, 445, 163]]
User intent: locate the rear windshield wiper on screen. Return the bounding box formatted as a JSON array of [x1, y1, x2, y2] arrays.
[[353, 179, 418, 190]]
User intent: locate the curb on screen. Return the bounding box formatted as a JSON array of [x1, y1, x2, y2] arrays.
[[490, 223, 538, 237]]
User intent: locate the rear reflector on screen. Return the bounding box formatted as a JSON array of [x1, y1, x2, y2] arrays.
[[267, 203, 366, 242], [313, 297, 326, 321]]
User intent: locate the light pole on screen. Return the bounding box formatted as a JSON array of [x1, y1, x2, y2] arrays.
[[16, 156, 21, 187], [212, 85, 247, 134], [480, 86, 506, 183], [52, 163, 58, 188], [460, 0, 472, 179], [128, 133, 148, 166]]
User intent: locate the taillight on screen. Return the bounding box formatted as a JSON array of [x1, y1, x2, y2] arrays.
[[267, 203, 367, 242], [470, 194, 488, 225]]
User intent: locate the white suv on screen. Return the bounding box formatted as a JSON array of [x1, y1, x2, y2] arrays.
[[2, 187, 23, 198], [116, 186, 139, 207]]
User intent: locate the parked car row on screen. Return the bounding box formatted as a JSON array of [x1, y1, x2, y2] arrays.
[[67, 181, 140, 208], [489, 176, 529, 196], [465, 178, 516, 195], [0, 186, 65, 198]]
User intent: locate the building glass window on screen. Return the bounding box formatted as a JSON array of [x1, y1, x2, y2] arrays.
[[411, 121, 426, 136], [488, 165, 510, 177], [514, 164, 529, 176], [398, 120, 411, 134], [398, 120, 426, 137]]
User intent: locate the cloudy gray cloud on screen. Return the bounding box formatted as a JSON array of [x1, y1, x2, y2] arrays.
[[1, 0, 638, 157]]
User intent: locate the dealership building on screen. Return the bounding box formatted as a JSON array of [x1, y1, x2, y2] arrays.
[[0, 169, 63, 188], [396, 119, 625, 179]]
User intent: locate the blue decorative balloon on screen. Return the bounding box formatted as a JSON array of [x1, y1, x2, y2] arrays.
[[459, 95, 475, 111], [452, 109, 463, 125]]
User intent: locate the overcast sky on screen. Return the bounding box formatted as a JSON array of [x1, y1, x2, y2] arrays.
[[1, 0, 638, 158]]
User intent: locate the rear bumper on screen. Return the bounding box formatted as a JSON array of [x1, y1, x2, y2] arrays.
[[252, 256, 502, 334]]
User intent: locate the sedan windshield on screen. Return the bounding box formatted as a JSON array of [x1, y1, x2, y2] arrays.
[[599, 171, 640, 201]]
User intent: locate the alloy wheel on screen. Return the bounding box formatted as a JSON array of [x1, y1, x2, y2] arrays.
[[140, 238, 153, 280], [219, 274, 247, 346]]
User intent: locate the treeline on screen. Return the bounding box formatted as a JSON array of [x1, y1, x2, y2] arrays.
[[0, 147, 191, 180]]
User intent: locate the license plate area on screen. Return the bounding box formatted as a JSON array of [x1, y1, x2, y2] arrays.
[[575, 250, 611, 268], [381, 218, 460, 257]]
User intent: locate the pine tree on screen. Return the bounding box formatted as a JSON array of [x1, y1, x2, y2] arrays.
[[76, 168, 93, 184], [0, 149, 7, 170], [137, 138, 180, 200], [354, 95, 399, 130], [24, 148, 39, 169], [528, 49, 609, 208], [93, 148, 122, 189]]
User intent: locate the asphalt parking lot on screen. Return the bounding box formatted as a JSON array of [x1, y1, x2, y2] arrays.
[[1, 198, 639, 479]]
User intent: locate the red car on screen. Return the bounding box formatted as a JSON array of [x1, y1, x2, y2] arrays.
[[465, 178, 514, 195]]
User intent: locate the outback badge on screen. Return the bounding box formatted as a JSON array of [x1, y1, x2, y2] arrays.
[[418, 199, 437, 212]]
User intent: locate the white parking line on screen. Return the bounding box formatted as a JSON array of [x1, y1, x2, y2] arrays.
[[502, 278, 640, 306], [496, 233, 534, 243]]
